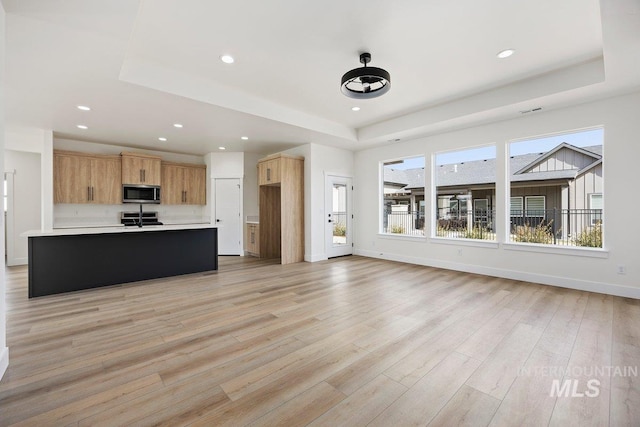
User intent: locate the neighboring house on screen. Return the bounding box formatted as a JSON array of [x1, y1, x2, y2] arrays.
[[384, 143, 603, 240]]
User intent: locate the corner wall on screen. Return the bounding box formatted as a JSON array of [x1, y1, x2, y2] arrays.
[[354, 91, 640, 298], [1, 1, 9, 380], [283, 143, 354, 262]]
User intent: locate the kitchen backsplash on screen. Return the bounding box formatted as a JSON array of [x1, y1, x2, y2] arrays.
[[54, 204, 209, 228]]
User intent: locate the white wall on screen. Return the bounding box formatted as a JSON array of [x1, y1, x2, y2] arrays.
[[53, 139, 208, 226], [5, 150, 41, 265], [0, 0, 9, 381], [354, 91, 640, 298], [243, 152, 262, 220], [5, 127, 53, 230], [283, 143, 354, 262]]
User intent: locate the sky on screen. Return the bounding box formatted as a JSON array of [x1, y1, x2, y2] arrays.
[[385, 128, 604, 169]]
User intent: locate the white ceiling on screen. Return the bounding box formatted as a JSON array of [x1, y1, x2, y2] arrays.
[[3, 0, 640, 156]]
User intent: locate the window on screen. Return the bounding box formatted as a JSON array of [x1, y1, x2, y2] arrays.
[[589, 193, 603, 225], [525, 196, 545, 217], [509, 128, 603, 247], [381, 156, 425, 235], [510, 196, 523, 216], [434, 145, 496, 240]]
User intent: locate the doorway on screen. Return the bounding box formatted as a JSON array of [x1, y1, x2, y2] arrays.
[[325, 175, 353, 258], [214, 178, 241, 255]]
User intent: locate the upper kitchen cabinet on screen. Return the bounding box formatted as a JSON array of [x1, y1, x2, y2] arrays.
[[161, 162, 207, 205], [121, 152, 162, 185], [54, 150, 122, 204], [258, 157, 281, 185]]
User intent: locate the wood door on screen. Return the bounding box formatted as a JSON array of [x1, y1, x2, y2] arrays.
[[54, 152, 92, 204], [258, 158, 281, 185], [141, 157, 162, 185], [184, 165, 206, 205], [121, 155, 144, 184], [160, 163, 184, 204], [91, 157, 122, 204]]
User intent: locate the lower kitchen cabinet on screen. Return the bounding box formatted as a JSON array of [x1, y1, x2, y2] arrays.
[[245, 223, 260, 256]]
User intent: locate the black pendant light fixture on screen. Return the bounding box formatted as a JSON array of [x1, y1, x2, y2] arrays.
[[341, 52, 391, 99]]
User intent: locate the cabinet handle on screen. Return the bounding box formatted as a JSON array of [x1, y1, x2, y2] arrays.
[[87, 186, 90, 201], [250, 232, 255, 244], [267, 168, 271, 181], [91, 187, 94, 201], [143, 169, 146, 182], [140, 169, 143, 182]]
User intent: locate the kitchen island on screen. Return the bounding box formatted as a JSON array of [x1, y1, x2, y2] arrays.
[[25, 224, 218, 297]]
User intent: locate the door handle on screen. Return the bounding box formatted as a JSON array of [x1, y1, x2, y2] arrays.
[[216, 219, 221, 223]]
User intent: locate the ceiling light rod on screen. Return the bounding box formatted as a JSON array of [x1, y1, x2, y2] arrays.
[[341, 52, 391, 99]]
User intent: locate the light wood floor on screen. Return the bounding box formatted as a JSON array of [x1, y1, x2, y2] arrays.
[[1, 256, 639, 426]]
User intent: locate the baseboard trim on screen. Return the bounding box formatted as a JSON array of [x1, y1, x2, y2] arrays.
[[305, 253, 328, 263], [0, 347, 8, 381], [7, 257, 27, 266], [355, 249, 640, 299]]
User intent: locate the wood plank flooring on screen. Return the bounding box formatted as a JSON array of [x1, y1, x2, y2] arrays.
[[0, 255, 638, 426]]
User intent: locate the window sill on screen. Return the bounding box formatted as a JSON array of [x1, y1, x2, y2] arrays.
[[378, 233, 427, 242], [430, 237, 499, 249], [502, 242, 609, 258]]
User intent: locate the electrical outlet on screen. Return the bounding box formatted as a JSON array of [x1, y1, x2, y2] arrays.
[[617, 265, 627, 275]]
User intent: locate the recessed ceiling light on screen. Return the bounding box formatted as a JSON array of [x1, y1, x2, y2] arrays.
[[220, 55, 234, 64], [241, 136, 249, 140], [173, 123, 183, 128], [497, 49, 515, 59], [77, 105, 91, 111], [158, 137, 167, 142], [219, 146, 226, 150], [76, 125, 88, 129], [351, 107, 361, 112]]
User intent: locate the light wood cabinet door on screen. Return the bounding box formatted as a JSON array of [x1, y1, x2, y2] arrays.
[[121, 153, 162, 185], [184, 166, 206, 205], [91, 157, 122, 204], [54, 152, 92, 204], [54, 151, 121, 204], [161, 162, 206, 205], [141, 157, 161, 185], [161, 163, 184, 205], [246, 223, 260, 255], [258, 158, 281, 185]]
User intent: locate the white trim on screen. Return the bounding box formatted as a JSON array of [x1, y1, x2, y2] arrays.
[[355, 249, 638, 299], [0, 347, 8, 381], [305, 253, 328, 262], [502, 242, 609, 258], [377, 233, 426, 242], [7, 257, 27, 266], [430, 237, 499, 249]]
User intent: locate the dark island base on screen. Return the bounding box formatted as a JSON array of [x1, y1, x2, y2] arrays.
[[28, 227, 218, 298]]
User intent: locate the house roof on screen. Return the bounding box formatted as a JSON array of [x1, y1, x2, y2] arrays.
[[384, 143, 603, 189]]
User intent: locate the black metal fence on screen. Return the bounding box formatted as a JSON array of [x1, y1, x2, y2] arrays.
[[331, 211, 347, 237], [510, 208, 602, 246], [382, 209, 425, 235], [383, 207, 603, 247]]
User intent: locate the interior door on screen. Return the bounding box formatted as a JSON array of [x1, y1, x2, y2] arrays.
[[215, 178, 241, 255], [326, 175, 353, 258]]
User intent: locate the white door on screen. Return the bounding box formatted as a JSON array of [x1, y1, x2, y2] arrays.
[[326, 175, 353, 258], [215, 178, 241, 255]]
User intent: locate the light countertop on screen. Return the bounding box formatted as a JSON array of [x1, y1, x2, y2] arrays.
[[23, 223, 216, 237]]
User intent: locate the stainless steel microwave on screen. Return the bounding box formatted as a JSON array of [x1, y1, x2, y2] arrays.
[[122, 184, 161, 204]]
